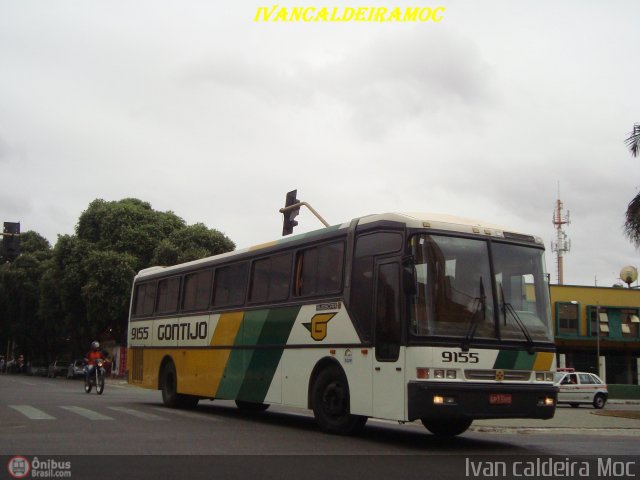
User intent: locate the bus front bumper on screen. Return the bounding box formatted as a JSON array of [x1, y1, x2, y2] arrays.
[[407, 381, 558, 422]]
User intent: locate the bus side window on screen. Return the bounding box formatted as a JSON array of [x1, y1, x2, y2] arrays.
[[182, 269, 213, 311], [134, 282, 157, 317], [212, 262, 247, 308], [249, 253, 292, 303], [156, 276, 181, 314], [294, 241, 344, 297]]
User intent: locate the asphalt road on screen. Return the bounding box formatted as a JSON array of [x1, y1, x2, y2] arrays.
[[1, 374, 639, 479]]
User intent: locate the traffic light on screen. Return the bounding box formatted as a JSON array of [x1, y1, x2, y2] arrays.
[[2, 222, 20, 260], [281, 190, 300, 236]]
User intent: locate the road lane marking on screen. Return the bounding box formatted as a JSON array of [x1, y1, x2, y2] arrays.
[[151, 407, 219, 421], [107, 406, 168, 421], [60, 406, 114, 420], [9, 405, 55, 420]]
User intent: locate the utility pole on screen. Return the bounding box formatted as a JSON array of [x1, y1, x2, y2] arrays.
[[551, 188, 570, 284]]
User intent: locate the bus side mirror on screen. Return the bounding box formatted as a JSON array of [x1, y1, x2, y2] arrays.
[[402, 256, 417, 295]]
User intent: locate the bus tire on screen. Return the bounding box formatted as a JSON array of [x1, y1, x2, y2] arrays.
[[421, 418, 472, 437], [161, 361, 199, 409], [311, 365, 367, 435], [235, 400, 270, 413]]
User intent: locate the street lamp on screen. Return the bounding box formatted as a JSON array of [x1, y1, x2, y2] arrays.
[[595, 304, 601, 378]]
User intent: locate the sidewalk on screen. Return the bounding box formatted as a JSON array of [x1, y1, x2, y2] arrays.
[[471, 401, 640, 435]]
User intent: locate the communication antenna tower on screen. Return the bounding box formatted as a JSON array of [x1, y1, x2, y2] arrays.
[[551, 187, 571, 284]]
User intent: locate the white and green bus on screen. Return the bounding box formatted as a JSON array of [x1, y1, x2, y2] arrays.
[[127, 213, 557, 437]]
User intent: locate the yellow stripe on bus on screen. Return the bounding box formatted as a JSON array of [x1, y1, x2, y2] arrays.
[[532, 352, 554, 371], [208, 311, 244, 393]]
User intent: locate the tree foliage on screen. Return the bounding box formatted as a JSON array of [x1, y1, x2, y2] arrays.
[[1, 199, 235, 360], [624, 123, 640, 248]]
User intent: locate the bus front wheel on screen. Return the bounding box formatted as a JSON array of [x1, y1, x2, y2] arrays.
[[161, 361, 199, 409], [421, 418, 472, 437], [311, 366, 367, 435]]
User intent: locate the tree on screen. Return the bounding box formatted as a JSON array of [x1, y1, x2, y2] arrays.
[[76, 198, 186, 271], [152, 223, 235, 265], [1, 199, 235, 359], [57, 199, 234, 353], [624, 123, 640, 247], [0, 234, 52, 361]]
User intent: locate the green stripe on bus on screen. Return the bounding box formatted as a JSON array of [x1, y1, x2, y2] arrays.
[[215, 310, 270, 399], [512, 351, 536, 370], [237, 306, 301, 403], [492, 350, 519, 369], [493, 350, 537, 370]]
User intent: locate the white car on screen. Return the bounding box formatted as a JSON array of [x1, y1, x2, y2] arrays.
[[554, 370, 608, 409]]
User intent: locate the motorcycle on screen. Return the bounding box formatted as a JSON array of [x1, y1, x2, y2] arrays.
[[84, 358, 106, 395]]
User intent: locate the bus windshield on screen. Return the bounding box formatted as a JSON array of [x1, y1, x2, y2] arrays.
[[409, 234, 553, 343]]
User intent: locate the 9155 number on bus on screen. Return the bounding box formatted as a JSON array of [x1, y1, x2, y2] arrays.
[[442, 351, 479, 363]]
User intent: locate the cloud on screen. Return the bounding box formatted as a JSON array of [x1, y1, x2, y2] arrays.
[[186, 27, 497, 138]]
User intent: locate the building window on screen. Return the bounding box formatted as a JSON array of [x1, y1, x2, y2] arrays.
[[589, 306, 609, 337], [556, 302, 579, 336], [621, 309, 639, 338]]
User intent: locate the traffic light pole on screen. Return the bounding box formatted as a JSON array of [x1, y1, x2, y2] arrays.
[[1, 221, 21, 260], [279, 201, 329, 228]]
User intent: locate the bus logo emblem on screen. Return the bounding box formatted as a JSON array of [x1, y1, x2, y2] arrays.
[[303, 313, 336, 341], [495, 370, 505, 381]]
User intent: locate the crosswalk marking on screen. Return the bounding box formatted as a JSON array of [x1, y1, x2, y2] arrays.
[[9, 405, 56, 420], [107, 406, 167, 421], [151, 407, 219, 422], [60, 406, 114, 420]]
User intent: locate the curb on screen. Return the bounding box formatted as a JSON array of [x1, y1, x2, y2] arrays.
[[469, 426, 640, 436]]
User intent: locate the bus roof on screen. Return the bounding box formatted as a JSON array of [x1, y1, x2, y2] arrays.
[[134, 212, 541, 280]]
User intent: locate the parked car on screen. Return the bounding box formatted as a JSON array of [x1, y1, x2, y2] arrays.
[[554, 368, 608, 409], [67, 359, 86, 379], [48, 359, 70, 378], [28, 363, 48, 377]]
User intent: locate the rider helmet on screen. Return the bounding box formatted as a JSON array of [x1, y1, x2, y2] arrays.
[[91, 341, 100, 350]]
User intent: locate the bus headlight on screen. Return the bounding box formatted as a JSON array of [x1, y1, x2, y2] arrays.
[[537, 396, 555, 406], [446, 370, 457, 379], [433, 369, 445, 379]]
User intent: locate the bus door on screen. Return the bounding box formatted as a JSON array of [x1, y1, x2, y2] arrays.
[[372, 258, 406, 420]]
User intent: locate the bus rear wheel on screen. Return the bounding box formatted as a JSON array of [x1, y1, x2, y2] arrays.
[[421, 418, 472, 437], [161, 361, 199, 409], [311, 366, 367, 435]]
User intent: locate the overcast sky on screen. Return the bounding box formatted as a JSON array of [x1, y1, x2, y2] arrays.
[[1, 1, 639, 287]]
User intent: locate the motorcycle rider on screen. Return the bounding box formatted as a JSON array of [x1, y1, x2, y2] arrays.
[[84, 341, 108, 383]]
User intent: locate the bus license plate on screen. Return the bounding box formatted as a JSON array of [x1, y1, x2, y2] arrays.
[[489, 394, 512, 405]]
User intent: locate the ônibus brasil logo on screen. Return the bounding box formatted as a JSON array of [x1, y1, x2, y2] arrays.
[[7, 456, 30, 479]]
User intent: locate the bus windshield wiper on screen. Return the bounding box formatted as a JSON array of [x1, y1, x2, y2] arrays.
[[500, 284, 535, 353], [461, 277, 485, 352]]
